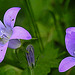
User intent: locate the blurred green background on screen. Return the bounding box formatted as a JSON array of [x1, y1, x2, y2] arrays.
[[0, 0, 74, 75]]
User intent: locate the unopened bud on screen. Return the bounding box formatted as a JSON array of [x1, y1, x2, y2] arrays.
[[26, 44, 35, 67]]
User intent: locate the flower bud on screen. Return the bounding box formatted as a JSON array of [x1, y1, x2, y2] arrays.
[[26, 44, 35, 67]]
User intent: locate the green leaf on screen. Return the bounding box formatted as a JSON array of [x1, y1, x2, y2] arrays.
[[0, 65, 22, 75], [21, 68, 31, 75], [34, 60, 51, 75], [33, 42, 60, 75]]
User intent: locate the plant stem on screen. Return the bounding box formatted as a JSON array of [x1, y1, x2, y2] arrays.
[[24, 0, 44, 52], [29, 67, 34, 75]]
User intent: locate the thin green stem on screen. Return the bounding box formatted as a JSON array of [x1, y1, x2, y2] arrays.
[[48, 10, 61, 43], [24, 0, 44, 52], [64, 0, 70, 11], [15, 49, 22, 63], [30, 67, 34, 75]]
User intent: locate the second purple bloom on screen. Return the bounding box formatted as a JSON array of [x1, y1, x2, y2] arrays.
[[59, 27, 75, 72]]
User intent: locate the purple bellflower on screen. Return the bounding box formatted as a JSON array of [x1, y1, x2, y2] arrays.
[[0, 7, 32, 63], [59, 27, 75, 72], [26, 44, 35, 67]]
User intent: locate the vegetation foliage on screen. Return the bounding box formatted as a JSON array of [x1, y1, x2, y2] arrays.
[[0, 0, 74, 75]]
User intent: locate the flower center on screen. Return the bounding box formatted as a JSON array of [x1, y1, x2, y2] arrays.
[[0, 26, 12, 46]]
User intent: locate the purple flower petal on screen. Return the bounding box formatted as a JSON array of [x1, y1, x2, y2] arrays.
[[3, 7, 21, 28], [59, 57, 75, 72], [66, 27, 75, 34], [8, 39, 21, 49], [0, 42, 8, 63], [65, 27, 75, 56], [0, 20, 5, 28], [10, 26, 32, 40]]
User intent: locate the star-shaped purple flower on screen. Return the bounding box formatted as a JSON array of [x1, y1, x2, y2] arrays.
[[0, 7, 32, 63], [59, 27, 75, 72]]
